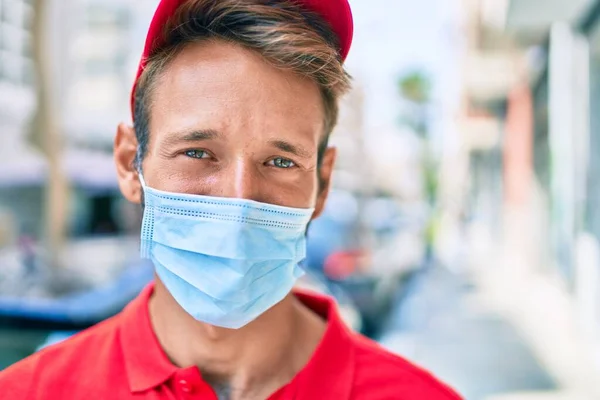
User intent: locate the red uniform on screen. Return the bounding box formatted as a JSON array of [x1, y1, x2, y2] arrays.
[[0, 284, 461, 399]]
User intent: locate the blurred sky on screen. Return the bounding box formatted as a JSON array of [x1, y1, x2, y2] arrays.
[[347, 0, 464, 156]]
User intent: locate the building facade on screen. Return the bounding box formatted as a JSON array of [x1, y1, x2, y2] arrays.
[[461, 0, 600, 391]]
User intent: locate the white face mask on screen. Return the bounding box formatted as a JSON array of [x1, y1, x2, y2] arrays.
[[138, 175, 314, 329]]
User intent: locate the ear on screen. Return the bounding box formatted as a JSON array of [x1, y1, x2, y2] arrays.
[[114, 123, 142, 204], [312, 147, 336, 220]]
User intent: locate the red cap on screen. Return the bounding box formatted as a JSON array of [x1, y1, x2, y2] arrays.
[[131, 0, 354, 117]]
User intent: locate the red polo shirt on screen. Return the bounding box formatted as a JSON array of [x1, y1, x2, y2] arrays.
[[0, 284, 461, 399]]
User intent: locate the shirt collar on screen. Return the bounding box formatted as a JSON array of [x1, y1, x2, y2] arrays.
[[119, 283, 355, 397], [292, 290, 355, 399], [119, 283, 178, 393]]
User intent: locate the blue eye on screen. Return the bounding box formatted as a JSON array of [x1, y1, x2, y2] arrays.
[[269, 157, 296, 169], [185, 150, 208, 159]]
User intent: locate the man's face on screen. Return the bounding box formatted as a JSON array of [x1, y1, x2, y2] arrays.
[[115, 40, 336, 216]]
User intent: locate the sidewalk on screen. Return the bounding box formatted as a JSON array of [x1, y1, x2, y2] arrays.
[[378, 266, 556, 400]]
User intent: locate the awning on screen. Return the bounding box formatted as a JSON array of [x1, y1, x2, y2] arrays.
[[0, 148, 119, 190], [506, 0, 593, 41]]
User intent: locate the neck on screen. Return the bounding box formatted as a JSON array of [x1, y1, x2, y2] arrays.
[[149, 277, 326, 397]]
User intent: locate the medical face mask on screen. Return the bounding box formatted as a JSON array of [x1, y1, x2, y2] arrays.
[[138, 175, 314, 329]]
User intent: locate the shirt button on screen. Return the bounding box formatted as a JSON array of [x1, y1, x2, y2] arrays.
[[179, 379, 194, 393]]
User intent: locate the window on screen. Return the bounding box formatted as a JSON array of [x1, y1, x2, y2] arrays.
[[86, 4, 130, 30], [0, 0, 33, 86], [0, 0, 5, 81]]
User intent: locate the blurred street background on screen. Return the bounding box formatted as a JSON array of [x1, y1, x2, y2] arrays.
[[1, 0, 600, 399]]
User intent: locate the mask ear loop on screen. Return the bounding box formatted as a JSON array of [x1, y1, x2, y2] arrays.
[[136, 144, 146, 189], [138, 173, 147, 189], [138, 170, 154, 258]]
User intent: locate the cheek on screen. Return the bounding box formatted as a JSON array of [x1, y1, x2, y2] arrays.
[[273, 170, 320, 206], [157, 172, 219, 195], [143, 156, 212, 193], [271, 179, 318, 207]]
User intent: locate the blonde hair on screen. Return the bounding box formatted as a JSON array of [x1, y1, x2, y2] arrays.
[[133, 0, 351, 168]]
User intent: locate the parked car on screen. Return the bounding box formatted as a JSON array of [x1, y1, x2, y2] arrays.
[[295, 270, 362, 332], [306, 190, 426, 337]]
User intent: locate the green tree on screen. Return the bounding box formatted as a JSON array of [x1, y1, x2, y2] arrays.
[[398, 69, 438, 261], [398, 71, 432, 138]]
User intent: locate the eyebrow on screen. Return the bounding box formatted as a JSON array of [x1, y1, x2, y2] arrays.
[[162, 129, 222, 146], [161, 130, 313, 159], [269, 139, 313, 159]]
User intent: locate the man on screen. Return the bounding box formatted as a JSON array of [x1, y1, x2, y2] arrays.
[[0, 1, 462, 399]]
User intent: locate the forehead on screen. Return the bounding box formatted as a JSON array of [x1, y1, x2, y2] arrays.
[[148, 40, 324, 141]]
